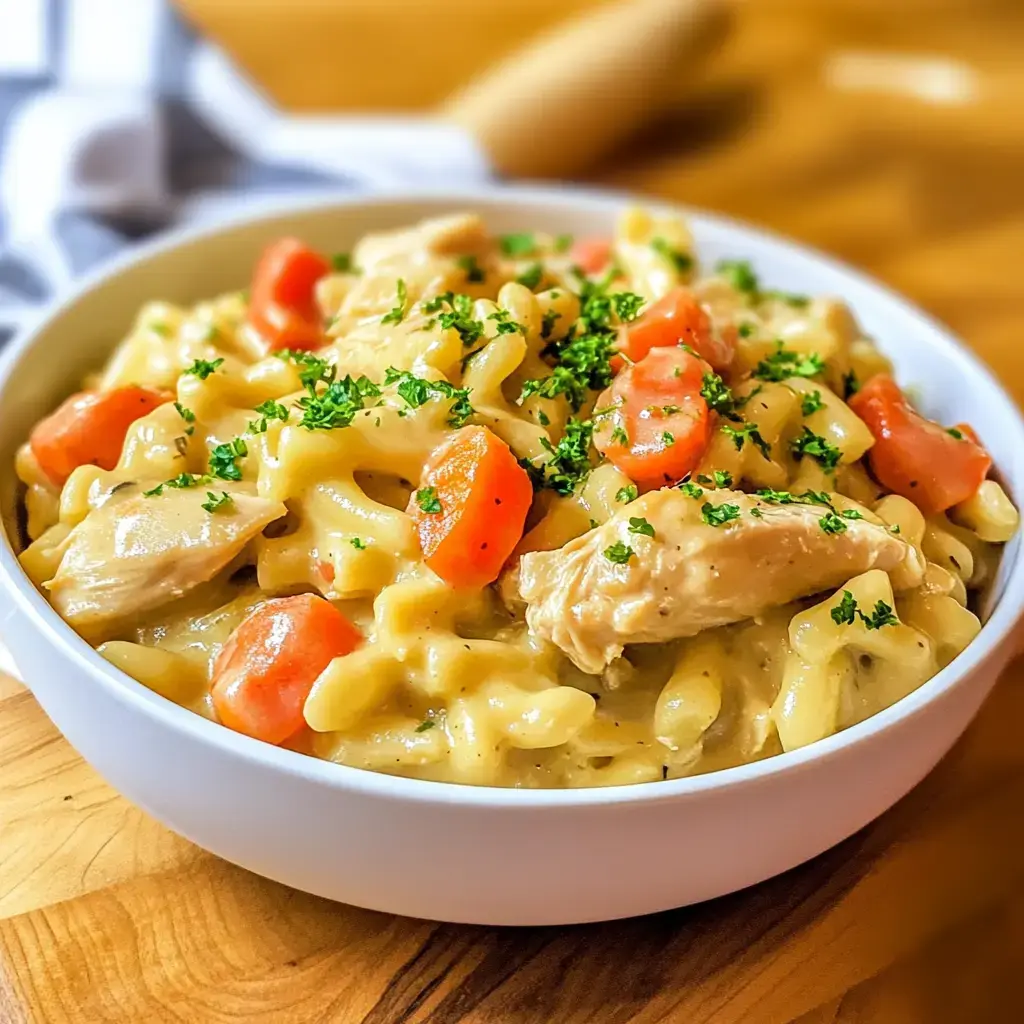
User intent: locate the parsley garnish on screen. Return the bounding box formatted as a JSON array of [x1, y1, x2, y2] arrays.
[[790, 427, 841, 471], [819, 512, 848, 535], [661, 431, 675, 447], [415, 487, 442, 514], [500, 233, 536, 257], [755, 488, 795, 504], [553, 233, 573, 253], [380, 279, 408, 325], [610, 425, 629, 446], [516, 263, 544, 290], [628, 516, 655, 538], [721, 422, 771, 460], [415, 719, 436, 733], [521, 417, 594, 495], [604, 541, 634, 564], [947, 427, 964, 440], [737, 322, 756, 338], [201, 491, 233, 513], [616, 484, 638, 503], [143, 472, 210, 497], [712, 470, 733, 488], [185, 357, 224, 380], [862, 600, 899, 629], [276, 350, 335, 389], [456, 255, 485, 283], [651, 237, 693, 272], [716, 259, 758, 295], [842, 371, 860, 399], [540, 310, 561, 340], [753, 344, 825, 382], [488, 309, 526, 336], [700, 372, 736, 416], [350, 537, 367, 550], [831, 590, 859, 626], [150, 322, 170, 337], [174, 402, 196, 436], [750, 507, 763, 518], [297, 375, 380, 431], [431, 293, 484, 346], [799, 489, 833, 507], [801, 390, 825, 416], [679, 482, 704, 498], [209, 437, 248, 480], [248, 399, 289, 433], [611, 292, 645, 323], [331, 252, 352, 272], [701, 501, 741, 527], [763, 290, 810, 308], [383, 368, 474, 428], [842, 509, 864, 520], [537, 410, 550, 427]]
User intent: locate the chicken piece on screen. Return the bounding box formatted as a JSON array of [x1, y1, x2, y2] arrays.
[[515, 488, 924, 674], [45, 487, 286, 628]]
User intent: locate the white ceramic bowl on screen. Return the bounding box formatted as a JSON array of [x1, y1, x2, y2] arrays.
[[1, 187, 1022, 926]]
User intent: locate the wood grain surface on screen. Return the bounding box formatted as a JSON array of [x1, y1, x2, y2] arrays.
[[4, 1, 1024, 1020]]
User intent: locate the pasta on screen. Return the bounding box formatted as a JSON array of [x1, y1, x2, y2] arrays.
[[13, 208, 1018, 788]]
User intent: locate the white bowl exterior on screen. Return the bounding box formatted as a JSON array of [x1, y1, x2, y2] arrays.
[[1, 187, 1022, 925]]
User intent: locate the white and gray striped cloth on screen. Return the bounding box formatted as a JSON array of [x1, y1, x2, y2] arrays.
[[0, 0, 492, 345]]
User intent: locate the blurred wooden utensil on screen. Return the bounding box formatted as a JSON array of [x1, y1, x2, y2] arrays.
[[443, 0, 730, 178]]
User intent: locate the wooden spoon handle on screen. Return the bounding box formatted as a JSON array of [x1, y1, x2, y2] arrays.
[[441, 0, 729, 179]]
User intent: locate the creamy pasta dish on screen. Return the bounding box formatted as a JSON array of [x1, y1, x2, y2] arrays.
[[14, 208, 1019, 788]]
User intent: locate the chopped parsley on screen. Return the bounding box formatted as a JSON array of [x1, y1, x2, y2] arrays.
[[737, 322, 756, 339], [716, 259, 758, 295], [753, 344, 825, 382], [350, 537, 367, 550], [819, 512, 849, 535], [701, 501, 741, 527], [209, 437, 248, 481], [661, 431, 675, 447], [651, 237, 693, 272], [516, 263, 544, 290], [488, 308, 526, 336], [750, 507, 763, 518], [143, 472, 210, 497], [330, 252, 352, 272], [201, 491, 233, 513], [603, 541, 634, 565], [947, 427, 964, 440], [415, 719, 436, 733], [297, 374, 380, 431], [711, 470, 733, 488], [383, 368, 474, 428], [831, 591, 899, 629], [679, 481, 704, 498], [721, 421, 771, 460], [521, 417, 594, 495], [537, 410, 550, 427], [616, 484, 638, 504], [540, 310, 561, 340], [150, 322, 170, 337], [553, 233, 573, 253], [380, 279, 408, 325], [842, 508, 864, 520], [431, 292, 484, 346], [248, 399, 289, 433], [790, 427, 842, 471], [755, 488, 796, 504], [611, 291, 645, 323], [800, 489, 834, 507], [185, 357, 224, 380], [610, 425, 629, 446], [415, 487, 442, 514], [831, 590, 859, 626], [700, 372, 736, 416], [500, 233, 536, 257], [174, 402, 196, 436], [628, 516, 655, 538], [842, 371, 860, 399], [801, 390, 825, 416], [456, 255, 485, 283], [763, 290, 810, 308], [276, 350, 335, 389]]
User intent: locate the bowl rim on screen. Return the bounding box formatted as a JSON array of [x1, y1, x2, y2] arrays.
[[2, 181, 1022, 809]]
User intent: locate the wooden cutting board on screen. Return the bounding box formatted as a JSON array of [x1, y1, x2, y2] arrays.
[[5, 1, 1024, 1020]]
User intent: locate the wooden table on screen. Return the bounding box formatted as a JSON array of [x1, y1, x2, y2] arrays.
[[4, 2, 1024, 1020]]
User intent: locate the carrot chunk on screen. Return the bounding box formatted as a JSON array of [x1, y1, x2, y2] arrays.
[[211, 594, 361, 745], [569, 237, 613, 275], [594, 347, 713, 489], [30, 386, 172, 485], [849, 374, 991, 514], [247, 237, 330, 353], [409, 426, 533, 588]]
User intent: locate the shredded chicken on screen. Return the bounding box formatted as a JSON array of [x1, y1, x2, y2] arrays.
[[45, 487, 285, 628], [515, 488, 924, 673]]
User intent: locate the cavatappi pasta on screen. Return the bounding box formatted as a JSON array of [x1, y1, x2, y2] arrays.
[[15, 208, 1019, 787]]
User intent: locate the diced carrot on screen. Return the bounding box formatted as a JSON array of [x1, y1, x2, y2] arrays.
[[849, 374, 991, 514], [211, 594, 361, 745], [316, 560, 335, 583], [617, 287, 734, 371], [247, 237, 331, 353], [409, 426, 533, 588], [593, 347, 713, 489], [569, 237, 613, 275], [30, 386, 172, 486]]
